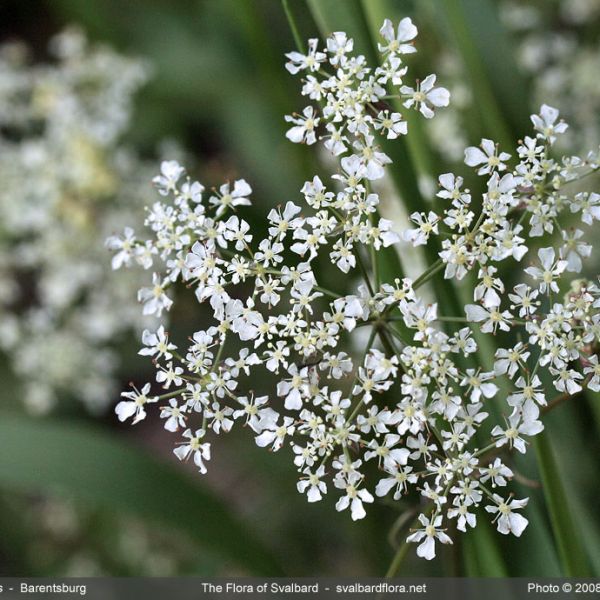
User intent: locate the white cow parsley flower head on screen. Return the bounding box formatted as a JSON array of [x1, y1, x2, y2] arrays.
[[107, 18, 600, 562]]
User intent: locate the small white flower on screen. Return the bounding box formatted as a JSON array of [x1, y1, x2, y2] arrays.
[[464, 138, 511, 175], [137, 273, 173, 316], [106, 227, 137, 270], [174, 429, 211, 474], [285, 106, 320, 145], [401, 74, 450, 119], [139, 325, 176, 360], [378, 17, 418, 55], [334, 472, 374, 521], [297, 466, 327, 502], [153, 160, 184, 195], [285, 38, 326, 74], [115, 383, 157, 424], [584, 355, 600, 392], [465, 304, 513, 333], [209, 179, 252, 217], [491, 402, 543, 453], [407, 514, 453, 560], [525, 247, 568, 294], [530, 104, 568, 144], [485, 495, 529, 537], [160, 399, 187, 432]]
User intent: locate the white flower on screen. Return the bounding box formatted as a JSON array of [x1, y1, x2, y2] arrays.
[[224, 215, 252, 251], [174, 429, 211, 474], [285, 38, 326, 74], [209, 179, 252, 217], [464, 138, 511, 175], [474, 266, 504, 308], [485, 495, 529, 537], [139, 325, 176, 360], [465, 304, 513, 333], [277, 365, 309, 410], [104, 16, 600, 561], [285, 106, 320, 145], [204, 402, 234, 433], [152, 160, 184, 195], [560, 229, 591, 272], [401, 74, 450, 119], [378, 17, 418, 55], [375, 465, 417, 499], [437, 172, 470, 204], [160, 399, 187, 432], [460, 369, 498, 403], [233, 395, 276, 433], [267, 201, 302, 240], [525, 247, 568, 294], [448, 500, 477, 532], [491, 401, 543, 453], [156, 362, 184, 389], [106, 227, 137, 270], [406, 514, 453, 560], [137, 273, 173, 316], [297, 466, 327, 502], [255, 416, 296, 451], [507, 375, 546, 407], [374, 110, 407, 139], [326, 31, 353, 66], [584, 355, 600, 392], [509, 283, 539, 317], [549, 366, 584, 395], [115, 383, 157, 424], [334, 472, 374, 520], [364, 434, 410, 469], [479, 458, 513, 488], [494, 343, 530, 379], [571, 192, 600, 226], [530, 104, 567, 144], [403, 211, 439, 246]]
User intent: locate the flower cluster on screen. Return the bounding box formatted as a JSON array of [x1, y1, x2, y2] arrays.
[[0, 29, 155, 413], [108, 20, 600, 560]]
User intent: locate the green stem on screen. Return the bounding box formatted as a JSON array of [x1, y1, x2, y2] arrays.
[[384, 504, 434, 577], [281, 0, 305, 54], [412, 258, 444, 290], [354, 247, 375, 296], [346, 326, 378, 424]]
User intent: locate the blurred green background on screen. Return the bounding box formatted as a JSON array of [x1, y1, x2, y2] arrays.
[[0, 0, 599, 577]]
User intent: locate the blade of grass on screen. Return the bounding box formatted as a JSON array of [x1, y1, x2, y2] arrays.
[[463, 518, 508, 576], [533, 430, 591, 576], [0, 414, 283, 575], [437, 0, 515, 149]]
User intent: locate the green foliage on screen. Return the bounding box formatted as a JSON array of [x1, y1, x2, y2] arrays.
[[534, 431, 591, 576], [0, 414, 283, 575]]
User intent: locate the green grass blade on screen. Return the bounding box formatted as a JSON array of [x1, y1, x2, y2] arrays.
[[533, 430, 591, 576], [0, 414, 283, 575], [463, 519, 508, 576], [438, 0, 521, 148]]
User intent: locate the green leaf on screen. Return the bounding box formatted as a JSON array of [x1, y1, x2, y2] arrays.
[[0, 414, 283, 575], [534, 430, 591, 576]]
